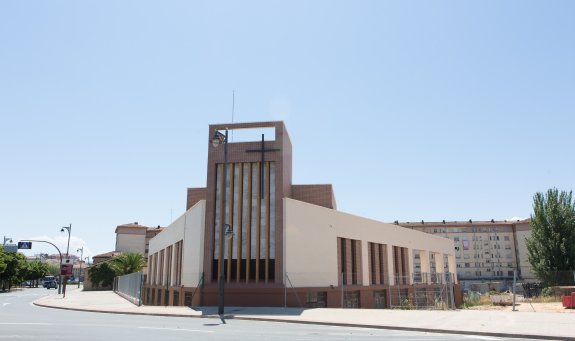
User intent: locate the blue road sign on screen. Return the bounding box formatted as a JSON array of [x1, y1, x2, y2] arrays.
[[17, 241, 32, 249], [4, 244, 18, 253]]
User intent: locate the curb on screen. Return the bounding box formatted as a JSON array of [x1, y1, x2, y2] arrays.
[[230, 316, 574, 341], [33, 300, 574, 341], [32, 300, 199, 319]]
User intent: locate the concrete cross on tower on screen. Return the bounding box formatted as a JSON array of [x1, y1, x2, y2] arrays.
[[246, 134, 280, 198]]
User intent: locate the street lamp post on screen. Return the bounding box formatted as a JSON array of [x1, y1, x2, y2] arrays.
[[60, 224, 71, 296], [61, 224, 71, 257], [212, 129, 234, 316], [20, 240, 63, 295], [3, 236, 12, 246], [77, 247, 84, 288]]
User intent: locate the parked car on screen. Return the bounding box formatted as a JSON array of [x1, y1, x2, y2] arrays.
[[44, 280, 58, 289], [42, 275, 55, 283]]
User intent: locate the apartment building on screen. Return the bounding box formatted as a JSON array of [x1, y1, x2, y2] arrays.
[[115, 222, 163, 259], [401, 219, 534, 289]]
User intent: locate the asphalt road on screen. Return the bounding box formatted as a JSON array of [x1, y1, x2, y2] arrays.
[[1, 287, 537, 341]]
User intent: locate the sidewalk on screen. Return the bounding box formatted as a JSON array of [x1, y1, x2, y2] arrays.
[[34, 287, 575, 340]]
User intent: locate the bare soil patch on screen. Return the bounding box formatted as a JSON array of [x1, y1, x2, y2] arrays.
[[465, 296, 575, 313]]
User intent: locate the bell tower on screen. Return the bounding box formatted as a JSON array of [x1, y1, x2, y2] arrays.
[[203, 121, 292, 285]]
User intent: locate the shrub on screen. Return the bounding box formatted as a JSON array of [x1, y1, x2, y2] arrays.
[[541, 287, 554, 297], [399, 298, 413, 310], [87, 262, 116, 288], [460, 291, 481, 308]]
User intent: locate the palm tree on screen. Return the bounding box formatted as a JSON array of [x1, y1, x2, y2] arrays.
[[111, 252, 146, 276]]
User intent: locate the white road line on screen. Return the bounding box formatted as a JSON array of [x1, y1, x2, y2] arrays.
[[462, 336, 503, 340], [0, 323, 53, 326], [2, 303, 11, 307], [138, 327, 214, 333]]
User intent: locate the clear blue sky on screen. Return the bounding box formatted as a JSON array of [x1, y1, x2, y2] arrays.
[[1, 1, 574, 259]]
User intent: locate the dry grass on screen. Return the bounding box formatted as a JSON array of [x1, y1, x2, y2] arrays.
[[478, 295, 492, 305], [460, 292, 492, 308], [461, 292, 575, 313], [528, 296, 562, 303], [465, 293, 563, 305]]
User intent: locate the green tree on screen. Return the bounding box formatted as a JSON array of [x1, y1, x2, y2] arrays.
[[0, 246, 7, 276], [111, 252, 146, 276], [87, 261, 116, 288], [526, 188, 575, 285], [45, 263, 60, 276], [0, 252, 28, 290], [25, 261, 49, 287], [0, 246, 8, 290]]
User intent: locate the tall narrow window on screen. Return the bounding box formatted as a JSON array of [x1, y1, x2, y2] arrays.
[[368, 242, 387, 285], [369, 243, 376, 284], [148, 255, 153, 285], [350, 240, 357, 285], [340, 238, 347, 285], [174, 241, 183, 286], [392, 246, 409, 285], [166, 245, 173, 287], [213, 161, 277, 283], [152, 253, 158, 285], [158, 250, 165, 286], [379, 244, 386, 284], [338, 237, 361, 286]]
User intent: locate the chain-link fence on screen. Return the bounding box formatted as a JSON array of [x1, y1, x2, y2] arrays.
[[515, 269, 575, 299], [284, 271, 456, 310], [411, 272, 455, 309], [388, 273, 455, 309], [113, 271, 144, 306]]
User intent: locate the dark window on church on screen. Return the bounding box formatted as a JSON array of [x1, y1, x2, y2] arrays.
[[368, 242, 387, 285], [350, 240, 357, 285], [340, 238, 347, 285], [339, 237, 361, 286]]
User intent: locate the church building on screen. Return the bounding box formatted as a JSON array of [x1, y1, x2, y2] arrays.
[[144, 121, 457, 308]]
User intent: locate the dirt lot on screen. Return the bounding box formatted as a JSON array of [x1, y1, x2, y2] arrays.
[[466, 296, 575, 313]]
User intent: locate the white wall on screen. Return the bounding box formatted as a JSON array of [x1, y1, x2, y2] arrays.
[[116, 234, 146, 254], [148, 200, 206, 287], [516, 228, 536, 280], [284, 198, 454, 287]]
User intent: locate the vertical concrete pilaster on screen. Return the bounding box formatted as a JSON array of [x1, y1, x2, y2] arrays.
[[434, 253, 444, 280], [361, 240, 369, 287], [407, 248, 414, 284], [419, 250, 430, 283], [387, 245, 395, 286], [448, 254, 457, 283]]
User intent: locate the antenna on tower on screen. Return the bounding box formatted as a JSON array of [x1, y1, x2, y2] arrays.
[[231, 89, 235, 141]]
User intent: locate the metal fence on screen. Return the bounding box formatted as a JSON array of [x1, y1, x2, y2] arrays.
[[113, 271, 144, 306], [516, 270, 575, 298], [284, 271, 456, 310], [389, 273, 455, 310]]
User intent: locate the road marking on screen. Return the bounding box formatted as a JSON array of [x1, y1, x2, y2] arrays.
[[0, 323, 53, 325], [138, 327, 214, 333], [2, 303, 11, 307], [1, 293, 45, 298]]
